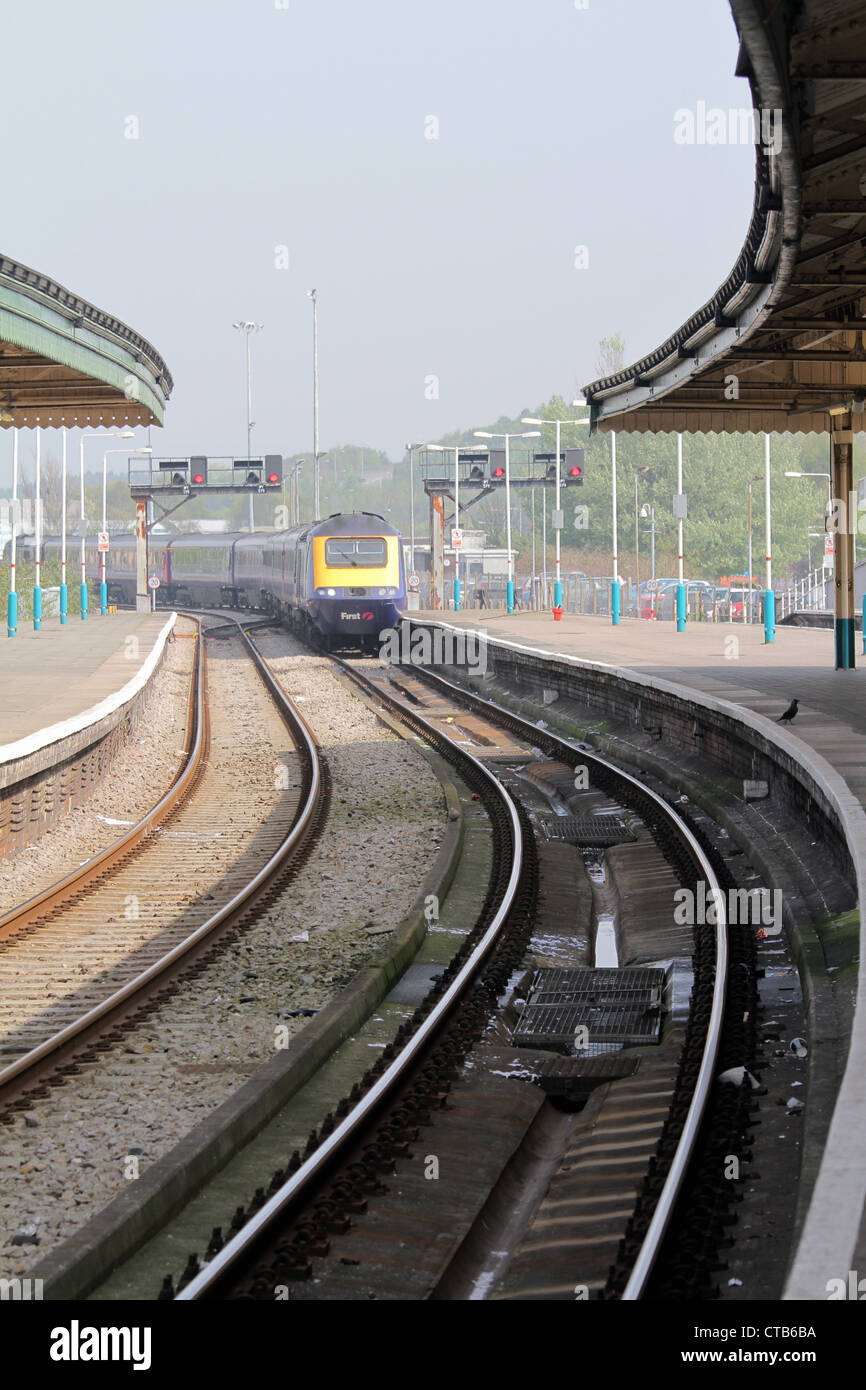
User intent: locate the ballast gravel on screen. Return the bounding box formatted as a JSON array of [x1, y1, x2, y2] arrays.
[[1, 629, 445, 1275]]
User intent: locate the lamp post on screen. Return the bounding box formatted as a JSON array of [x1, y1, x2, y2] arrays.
[[763, 434, 774, 643], [520, 411, 588, 609], [307, 290, 320, 519], [79, 430, 134, 620], [611, 431, 622, 625], [784, 469, 832, 514], [425, 444, 486, 610], [746, 475, 762, 623], [60, 428, 68, 624], [232, 320, 264, 533], [7, 428, 18, 636], [33, 426, 42, 630], [675, 433, 685, 632], [100, 437, 135, 614], [473, 429, 541, 613], [405, 443, 424, 576]]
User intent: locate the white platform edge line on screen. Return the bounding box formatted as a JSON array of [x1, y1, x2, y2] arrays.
[[417, 618, 866, 1299], [0, 612, 178, 766]]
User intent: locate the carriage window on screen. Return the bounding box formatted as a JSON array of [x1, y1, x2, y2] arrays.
[[324, 538, 387, 567]]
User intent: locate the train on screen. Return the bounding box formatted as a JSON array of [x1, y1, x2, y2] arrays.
[[9, 513, 407, 651]]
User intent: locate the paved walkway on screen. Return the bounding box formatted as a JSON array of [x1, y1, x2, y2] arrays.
[[0, 613, 172, 748]]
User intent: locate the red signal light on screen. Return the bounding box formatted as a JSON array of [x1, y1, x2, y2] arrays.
[[192, 473, 205, 485], [268, 472, 279, 484], [569, 465, 582, 478], [492, 466, 505, 479]]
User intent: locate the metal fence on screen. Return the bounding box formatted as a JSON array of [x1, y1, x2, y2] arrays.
[[455, 569, 834, 622]]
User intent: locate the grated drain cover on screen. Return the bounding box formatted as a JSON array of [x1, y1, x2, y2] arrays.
[[542, 815, 635, 847], [514, 967, 665, 1052]]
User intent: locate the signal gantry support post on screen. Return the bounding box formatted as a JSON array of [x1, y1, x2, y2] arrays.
[[832, 413, 855, 669], [135, 500, 149, 613]]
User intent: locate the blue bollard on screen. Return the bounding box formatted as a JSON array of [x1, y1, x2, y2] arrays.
[[7, 591, 17, 637], [554, 579, 562, 609], [454, 576, 461, 612], [506, 578, 515, 614], [81, 582, 88, 620], [100, 580, 108, 616], [60, 583, 68, 625], [33, 585, 42, 631], [611, 580, 621, 626], [676, 581, 687, 632], [764, 587, 775, 644]]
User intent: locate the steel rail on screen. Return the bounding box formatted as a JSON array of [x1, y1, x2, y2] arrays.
[[390, 660, 729, 1300], [177, 654, 524, 1300], [0, 622, 321, 1097]]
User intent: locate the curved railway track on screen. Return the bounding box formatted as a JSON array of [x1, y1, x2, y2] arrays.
[[175, 637, 741, 1302], [0, 617, 323, 1118]]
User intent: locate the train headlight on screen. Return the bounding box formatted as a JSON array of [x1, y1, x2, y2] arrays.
[[327, 587, 336, 596]]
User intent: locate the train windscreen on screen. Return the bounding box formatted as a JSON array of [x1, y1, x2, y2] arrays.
[[324, 538, 387, 568]]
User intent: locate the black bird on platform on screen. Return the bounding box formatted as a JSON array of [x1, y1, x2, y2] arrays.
[[776, 698, 799, 724]]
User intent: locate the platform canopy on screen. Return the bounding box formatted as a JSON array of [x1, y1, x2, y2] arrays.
[[0, 254, 172, 430], [583, 0, 866, 435]]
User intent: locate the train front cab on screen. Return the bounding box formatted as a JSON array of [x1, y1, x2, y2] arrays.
[[308, 527, 405, 650]]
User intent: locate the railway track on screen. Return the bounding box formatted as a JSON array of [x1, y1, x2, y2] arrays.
[[173, 638, 750, 1302], [0, 616, 323, 1120]]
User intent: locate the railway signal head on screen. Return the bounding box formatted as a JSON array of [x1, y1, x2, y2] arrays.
[[564, 447, 585, 486], [264, 455, 283, 487], [488, 449, 506, 483], [190, 456, 207, 487]]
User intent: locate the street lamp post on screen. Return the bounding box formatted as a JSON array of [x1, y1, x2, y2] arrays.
[[232, 320, 264, 532], [60, 428, 68, 624], [634, 472, 639, 612], [675, 433, 686, 632], [101, 436, 135, 614], [7, 428, 18, 636], [612, 431, 621, 626], [79, 429, 136, 620], [784, 470, 832, 514], [474, 429, 541, 613], [307, 290, 320, 519], [33, 426, 42, 630], [521, 412, 588, 610], [764, 434, 774, 644], [405, 444, 423, 576]]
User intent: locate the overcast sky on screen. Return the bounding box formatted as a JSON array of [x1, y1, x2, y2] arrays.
[[3, 0, 752, 478]]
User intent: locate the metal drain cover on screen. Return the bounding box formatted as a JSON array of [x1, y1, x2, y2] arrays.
[[542, 815, 635, 846], [514, 967, 665, 1053]]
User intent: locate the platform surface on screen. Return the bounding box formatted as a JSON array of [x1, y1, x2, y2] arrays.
[[0, 613, 173, 749]]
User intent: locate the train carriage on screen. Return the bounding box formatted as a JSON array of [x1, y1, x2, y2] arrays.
[[5, 512, 406, 647], [164, 532, 239, 607]]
